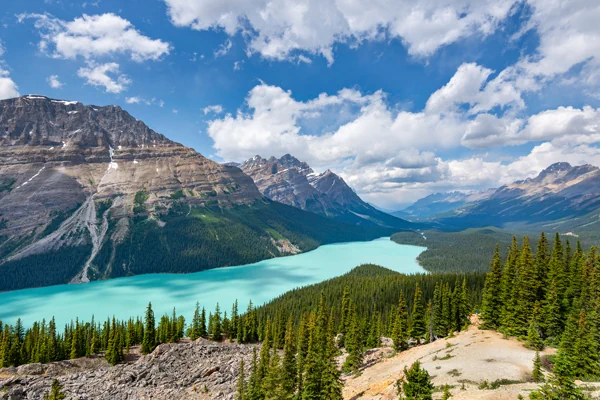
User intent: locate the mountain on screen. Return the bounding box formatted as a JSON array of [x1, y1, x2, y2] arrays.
[[437, 162, 600, 231], [396, 190, 494, 220], [239, 154, 413, 229], [0, 95, 395, 291]]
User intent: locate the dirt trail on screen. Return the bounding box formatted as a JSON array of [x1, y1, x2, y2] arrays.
[[343, 317, 564, 400]]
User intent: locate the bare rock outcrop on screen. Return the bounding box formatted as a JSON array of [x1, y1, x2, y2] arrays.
[[0, 339, 255, 400]]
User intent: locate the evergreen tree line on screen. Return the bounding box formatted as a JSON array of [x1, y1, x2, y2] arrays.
[[254, 264, 484, 340], [480, 233, 600, 380], [0, 303, 188, 367], [236, 265, 477, 399]]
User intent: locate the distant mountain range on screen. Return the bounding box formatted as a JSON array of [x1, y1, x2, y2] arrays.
[[239, 154, 413, 229], [402, 162, 600, 231], [0, 95, 397, 291], [393, 190, 494, 220]]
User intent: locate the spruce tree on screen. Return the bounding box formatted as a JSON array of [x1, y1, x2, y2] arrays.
[[141, 302, 156, 355], [321, 312, 343, 400], [392, 291, 409, 351], [526, 302, 544, 351], [514, 237, 538, 335], [282, 316, 297, 396], [481, 244, 503, 329], [190, 302, 201, 340], [342, 302, 363, 375], [500, 237, 520, 332], [397, 360, 434, 400], [236, 359, 247, 400], [338, 286, 351, 347], [212, 303, 222, 341], [246, 347, 261, 400], [262, 351, 286, 400], [410, 284, 426, 343], [532, 352, 544, 383]]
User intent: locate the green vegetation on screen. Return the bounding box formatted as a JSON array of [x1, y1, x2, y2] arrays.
[[392, 228, 597, 273], [255, 264, 484, 337], [0, 200, 395, 291], [105, 200, 396, 278], [397, 360, 434, 400], [392, 228, 515, 272], [479, 233, 600, 384], [0, 245, 92, 291]]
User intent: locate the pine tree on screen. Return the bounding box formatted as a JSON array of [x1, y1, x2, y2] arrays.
[[281, 316, 297, 396], [532, 351, 544, 383], [236, 359, 247, 400], [212, 303, 222, 341], [246, 347, 262, 400], [366, 307, 381, 349], [397, 360, 434, 400], [542, 281, 563, 344], [481, 244, 503, 329], [141, 302, 156, 355], [257, 318, 272, 381], [321, 312, 343, 400], [410, 284, 426, 343], [190, 302, 201, 340], [342, 302, 363, 375], [262, 351, 286, 399], [500, 237, 520, 332], [338, 286, 351, 347], [526, 302, 544, 351], [514, 237, 538, 335], [392, 292, 409, 351]]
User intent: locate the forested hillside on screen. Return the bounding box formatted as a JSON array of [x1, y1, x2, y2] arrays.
[[392, 228, 598, 273], [0, 200, 396, 291]]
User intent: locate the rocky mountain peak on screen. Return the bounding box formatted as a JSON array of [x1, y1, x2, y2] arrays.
[[0, 95, 175, 149]]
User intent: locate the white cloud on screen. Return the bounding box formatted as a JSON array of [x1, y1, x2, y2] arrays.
[[159, 100, 165, 107], [125, 96, 141, 104], [203, 104, 224, 115], [462, 106, 600, 148], [207, 82, 472, 169], [46, 74, 64, 89], [172, 109, 178, 114], [19, 13, 171, 62], [163, 0, 517, 63], [214, 40, 232, 57], [0, 42, 4, 57], [77, 62, 131, 93], [0, 67, 19, 100]]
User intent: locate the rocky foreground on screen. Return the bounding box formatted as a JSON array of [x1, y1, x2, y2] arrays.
[[0, 339, 254, 400]]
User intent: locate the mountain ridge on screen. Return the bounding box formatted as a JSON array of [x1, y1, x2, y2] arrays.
[[414, 162, 600, 230], [0, 96, 396, 291], [239, 154, 413, 229]]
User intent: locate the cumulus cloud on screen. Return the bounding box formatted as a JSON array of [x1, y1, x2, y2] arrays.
[[462, 106, 600, 149], [163, 0, 517, 63], [0, 67, 19, 100], [46, 74, 64, 89], [77, 62, 131, 93], [19, 13, 171, 62]]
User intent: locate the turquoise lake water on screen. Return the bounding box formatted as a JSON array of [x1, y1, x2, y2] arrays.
[[0, 237, 425, 328]]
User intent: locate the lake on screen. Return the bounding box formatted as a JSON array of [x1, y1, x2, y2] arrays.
[[0, 237, 425, 327]]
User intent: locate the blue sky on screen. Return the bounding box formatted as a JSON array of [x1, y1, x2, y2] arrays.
[[1, 0, 599, 208]]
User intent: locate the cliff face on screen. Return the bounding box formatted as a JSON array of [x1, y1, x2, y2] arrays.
[[0, 96, 262, 287], [240, 154, 413, 229]]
